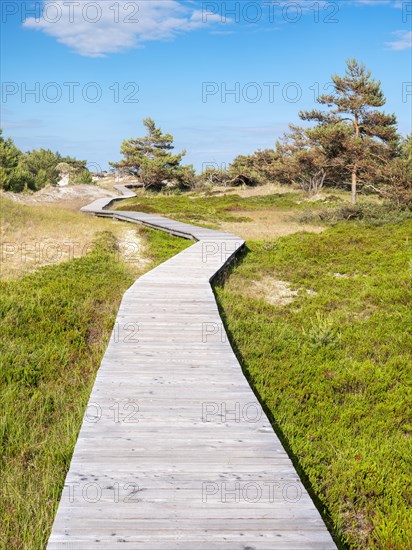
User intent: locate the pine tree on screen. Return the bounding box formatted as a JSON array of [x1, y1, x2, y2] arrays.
[[0, 130, 23, 191], [300, 59, 398, 203], [111, 118, 193, 190], [22, 148, 62, 189]]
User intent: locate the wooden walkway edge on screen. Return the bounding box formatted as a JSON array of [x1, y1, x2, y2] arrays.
[[47, 186, 336, 549]]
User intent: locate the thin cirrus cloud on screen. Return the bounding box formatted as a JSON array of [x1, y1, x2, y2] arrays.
[[1, 119, 43, 130], [351, 0, 400, 5], [23, 0, 225, 57], [385, 30, 412, 51]]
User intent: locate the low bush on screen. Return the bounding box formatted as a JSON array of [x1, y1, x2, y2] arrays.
[[299, 202, 412, 226]]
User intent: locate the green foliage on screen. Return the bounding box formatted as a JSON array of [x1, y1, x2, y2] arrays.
[[0, 235, 134, 549], [0, 130, 93, 192], [0, 137, 64, 191], [376, 135, 412, 208], [116, 191, 302, 225], [215, 221, 412, 548], [0, 130, 28, 192], [2, 163, 35, 193], [197, 166, 232, 187], [22, 148, 61, 189], [196, 151, 281, 188], [402, 134, 412, 169], [274, 124, 349, 193], [54, 161, 93, 186], [59, 156, 89, 171], [228, 60, 404, 201], [300, 58, 398, 142], [111, 118, 195, 190], [140, 226, 192, 265], [0, 223, 191, 549], [299, 59, 399, 202], [304, 311, 341, 349], [229, 150, 278, 185], [299, 201, 412, 226], [71, 167, 93, 185], [215, 61, 403, 200], [0, 129, 21, 166]]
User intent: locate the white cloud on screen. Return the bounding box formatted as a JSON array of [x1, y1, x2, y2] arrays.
[[352, 0, 389, 4], [1, 119, 43, 130], [350, 0, 404, 6], [386, 30, 412, 51], [23, 1, 224, 57]]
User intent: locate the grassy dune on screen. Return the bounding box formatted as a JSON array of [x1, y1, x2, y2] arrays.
[[0, 195, 147, 279], [0, 234, 135, 549], [0, 199, 190, 549], [1, 189, 410, 548], [215, 220, 412, 549], [119, 188, 412, 547], [115, 189, 327, 239]]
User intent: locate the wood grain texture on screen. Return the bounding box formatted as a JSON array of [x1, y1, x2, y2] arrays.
[[47, 186, 336, 549]]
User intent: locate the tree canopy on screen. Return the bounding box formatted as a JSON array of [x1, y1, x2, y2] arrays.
[[299, 58, 399, 203], [0, 131, 92, 192], [111, 118, 194, 190], [202, 59, 408, 206]]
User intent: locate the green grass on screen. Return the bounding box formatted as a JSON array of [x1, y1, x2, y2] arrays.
[[2, 185, 410, 549], [299, 201, 412, 227], [215, 220, 412, 549], [0, 228, 190, 550], [116, 192, 303, 226], [140, 226, 192, 265]]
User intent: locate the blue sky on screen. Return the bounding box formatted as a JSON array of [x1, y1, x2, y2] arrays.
[[1, 0, 411, 172]]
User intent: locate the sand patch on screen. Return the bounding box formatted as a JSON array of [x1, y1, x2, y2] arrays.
[[4, 185, 117, 211], [229, 275, 317, 307], [254, 278, 299, 305]]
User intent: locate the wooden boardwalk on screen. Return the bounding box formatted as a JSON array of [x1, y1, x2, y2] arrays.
[[47, 187, 336, 549]]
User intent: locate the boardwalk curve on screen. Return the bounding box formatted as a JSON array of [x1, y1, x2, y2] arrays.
[[47, 186, 336, 549]]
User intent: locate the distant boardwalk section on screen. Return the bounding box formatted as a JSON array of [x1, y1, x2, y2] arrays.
[[47, 186, 336, 549]]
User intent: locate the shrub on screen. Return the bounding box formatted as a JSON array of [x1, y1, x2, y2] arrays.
[[72, 168, 93, 185], [300, 202, 412, 226]]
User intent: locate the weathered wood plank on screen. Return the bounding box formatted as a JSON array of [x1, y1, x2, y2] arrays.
[[47, 186, 336, 548]]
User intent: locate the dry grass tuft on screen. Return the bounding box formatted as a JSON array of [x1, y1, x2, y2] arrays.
[[227, 274, 317, 306], [0, 195, 146, 279], [220, 208, 324, 240], [4, 184, 117, 211]]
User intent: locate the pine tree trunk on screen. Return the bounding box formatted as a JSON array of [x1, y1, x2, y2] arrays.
[[351, 169, 357, 204]]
